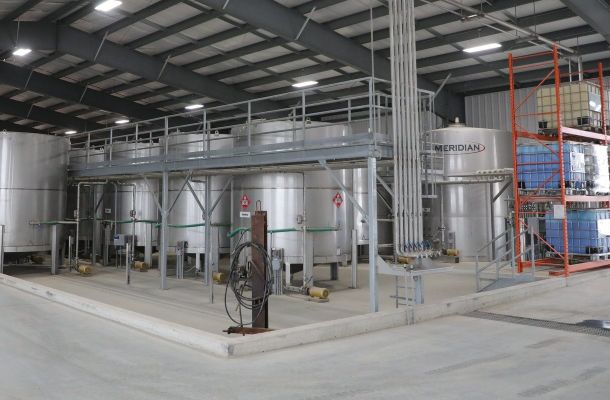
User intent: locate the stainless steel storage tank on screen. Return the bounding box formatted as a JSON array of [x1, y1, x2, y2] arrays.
[[0, 132, 69, 252], [231, 121, 353, 266], [423, 123, 512, 260], [166, 133, 231, 254], [110, 141, 160, 247]]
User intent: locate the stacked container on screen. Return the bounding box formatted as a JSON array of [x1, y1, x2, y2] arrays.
[[537, 82, 604, 130], [546, 209, 610, 255], [583, 143, 610, 195], [517, 141, 586, 190]]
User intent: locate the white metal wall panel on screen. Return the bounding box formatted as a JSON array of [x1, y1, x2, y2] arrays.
[[465, 77, 610, 132]]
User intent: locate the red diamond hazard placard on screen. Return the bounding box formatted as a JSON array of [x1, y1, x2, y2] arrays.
[[240, 194, 251, 209], [332, 192, 343, 208]]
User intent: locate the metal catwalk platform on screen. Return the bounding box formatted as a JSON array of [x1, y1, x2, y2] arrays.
[[68, 78, 394, 178], [64, 78, 436, 312]]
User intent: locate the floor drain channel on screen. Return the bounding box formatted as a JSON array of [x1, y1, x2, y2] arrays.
[[466, 311, 610, 338]]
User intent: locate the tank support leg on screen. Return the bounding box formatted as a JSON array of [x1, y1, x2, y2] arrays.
[[351, 229, 358, 288], [330, 262, 339, 281], [51, 224, 60, 275]]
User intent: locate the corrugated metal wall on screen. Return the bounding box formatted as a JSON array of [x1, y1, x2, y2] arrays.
[[465, 77, 610, 131]]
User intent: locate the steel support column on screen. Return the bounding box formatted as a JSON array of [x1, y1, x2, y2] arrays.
[[159, 170, 169, 290], [367, 156, 378, 312]]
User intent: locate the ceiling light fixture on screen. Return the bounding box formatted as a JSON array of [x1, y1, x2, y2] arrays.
[[65, 130, 77, 135], [463, 43, 502, 53], [115, 119, 129, 124], [185, 104, 204, 110], [12, 48, 32, 56], [95, 0, 122, 12], [292, 81, 318, 88]]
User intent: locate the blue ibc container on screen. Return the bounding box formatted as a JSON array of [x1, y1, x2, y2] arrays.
[[545, 210, 610, 255], [517, 142, 585, 190]]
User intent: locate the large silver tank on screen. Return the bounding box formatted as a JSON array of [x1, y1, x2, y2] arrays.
[[167, 133, 231, 254], [110, 141, 160, 247], [0, 132, 69, 252], [423, 124, 512, 259], [231, 121, 353, 265]]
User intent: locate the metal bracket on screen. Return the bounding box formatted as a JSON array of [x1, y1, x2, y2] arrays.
[[208, 176, 232, 216], [318, 160, 368, 221], [295, 6, 316, 40], [186, 180, 206, 216], [157, 54, 171, 80], [168, 173, 192, 214], [93, 31, 109, 62], [141, 174, 163, 213], [376, 173, 394, 197]]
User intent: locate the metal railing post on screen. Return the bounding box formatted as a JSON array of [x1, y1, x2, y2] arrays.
[[530, 228, 536, 279], [247, 101, 252, 149], [0, 224, 4, 274], [109, 128, 113, 161], [475, 253, 480, 291], [509, 223, 516, 276], [301, 91, 306, 141]]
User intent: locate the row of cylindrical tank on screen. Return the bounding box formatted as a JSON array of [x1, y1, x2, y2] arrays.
[[0, 123, 512, 262]]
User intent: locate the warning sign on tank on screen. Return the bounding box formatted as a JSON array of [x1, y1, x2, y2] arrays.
[[240, 194, 251, 209], [332, 192, 343, 208]]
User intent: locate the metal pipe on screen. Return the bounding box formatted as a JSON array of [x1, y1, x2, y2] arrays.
[[160, 170, 169, 290], [0, 224, 4, 274], [427, 0, 574, 54], [117, 182, 137, 284]]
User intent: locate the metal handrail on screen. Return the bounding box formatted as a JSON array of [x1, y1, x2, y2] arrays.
[[475, 227, 531, 292]]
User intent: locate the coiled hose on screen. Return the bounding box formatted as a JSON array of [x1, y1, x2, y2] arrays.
[[224, 240, 273, 327]]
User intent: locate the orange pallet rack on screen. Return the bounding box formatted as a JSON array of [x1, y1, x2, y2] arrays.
[[509, 45, 608, 276]]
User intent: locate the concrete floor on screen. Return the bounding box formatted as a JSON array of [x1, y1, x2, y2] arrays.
[[9, 261, 481, 334], [2, 277, 610, 399]]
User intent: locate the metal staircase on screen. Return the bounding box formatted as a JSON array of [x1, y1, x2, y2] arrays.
[[475, 223, 537, 292]]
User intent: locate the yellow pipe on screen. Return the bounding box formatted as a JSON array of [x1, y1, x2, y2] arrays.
[[134, 261, 149, 272], [77, 264, 92, 275], [446, 248, 459, 257], [213, 272, 225, 284], [308, 286, 329, 299]]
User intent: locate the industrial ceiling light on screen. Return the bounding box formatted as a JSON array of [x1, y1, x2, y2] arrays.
[[95, 0, 122, 12], [185, 104, 204, 110], [65, 130, 77, 135], [463, 43, 502, 53], [115, 119, 129, 124], [292, 81, 318, 88], [12, 48, 31, 56]]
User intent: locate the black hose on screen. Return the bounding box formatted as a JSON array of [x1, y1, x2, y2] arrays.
[[224, 240, 273, 327]]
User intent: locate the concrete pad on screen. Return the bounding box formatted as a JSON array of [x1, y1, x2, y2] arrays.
[[482, 270, 610, 324], [2, 282, 610, 399]]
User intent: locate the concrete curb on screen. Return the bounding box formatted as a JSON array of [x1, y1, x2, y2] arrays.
[[1, 269, 607, 357], [0, 273, 231, 358]]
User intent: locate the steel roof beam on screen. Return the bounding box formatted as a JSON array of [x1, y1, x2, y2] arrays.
[[0, 22, 278, 112], [424, 41, 610, 82], [194, 0, 463, 118], [0, 61, 176, 122], [562, 0, 610, 44], [0, 95, 102, 131], [447, 57, 610, 95], [2, 0, 44, 21], [0, 120, 48, 133]]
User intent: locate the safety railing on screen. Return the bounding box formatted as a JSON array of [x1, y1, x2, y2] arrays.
[[475, 225, 537, 292], [68, 77, 396, 173]]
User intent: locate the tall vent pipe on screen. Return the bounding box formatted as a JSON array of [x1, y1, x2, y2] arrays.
[[389, 0, 423, 255]]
